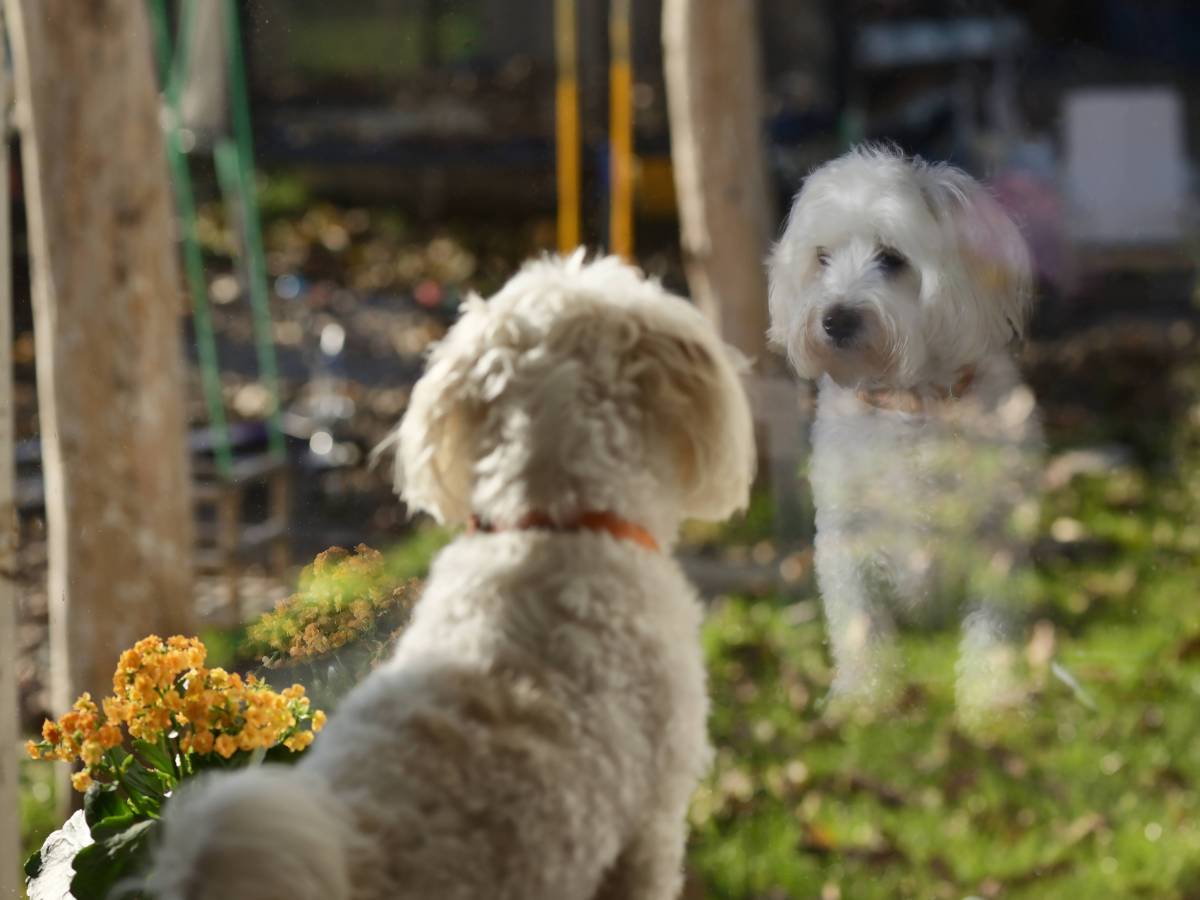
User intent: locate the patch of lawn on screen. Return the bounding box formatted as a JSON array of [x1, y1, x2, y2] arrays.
[[19, 757, 58, 868], [691, 456, 1200, 899], [379, 523, 453, 581]]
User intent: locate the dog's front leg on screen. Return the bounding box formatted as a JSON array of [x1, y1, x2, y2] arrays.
[[956, 599, 1022, 719], [816, 530, 899, 703]]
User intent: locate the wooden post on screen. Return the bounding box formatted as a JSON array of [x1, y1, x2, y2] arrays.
[[0, 14, 19, 891], [555, 0, 581, 253], [5, 0, 196, 712], [608, 0, 634, 258], [663, 0, 774, 362]]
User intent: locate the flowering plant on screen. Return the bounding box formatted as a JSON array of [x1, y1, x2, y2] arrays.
[[242, 545, 420, 702], [24, 635, 325, 899]]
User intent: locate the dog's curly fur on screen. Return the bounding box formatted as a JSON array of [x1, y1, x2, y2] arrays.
[[147, 253, 756, 900], [767, 146, 1042, 717]]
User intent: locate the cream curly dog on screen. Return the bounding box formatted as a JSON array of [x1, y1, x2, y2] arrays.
[[768, 146, 1042, 717], [148, 254, 756, 900]]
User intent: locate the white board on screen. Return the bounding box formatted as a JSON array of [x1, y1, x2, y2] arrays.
[[1062, 87, 1190, 246]]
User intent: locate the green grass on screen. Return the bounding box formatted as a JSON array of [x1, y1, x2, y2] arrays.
[[19, 430, 1200, 897], [683, 486, 779, 550], [378, 524, 453, 581], [280, 11, 483, 80], [19, 758, 58, 867], [690, 461, 1200, 899]]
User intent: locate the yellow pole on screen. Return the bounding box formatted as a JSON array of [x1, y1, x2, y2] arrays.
[[555, 0, 580, 254], [608, 0, 634, 258]]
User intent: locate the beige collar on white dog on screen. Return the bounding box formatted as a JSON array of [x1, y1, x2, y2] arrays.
[[855, 366, 977, 415]]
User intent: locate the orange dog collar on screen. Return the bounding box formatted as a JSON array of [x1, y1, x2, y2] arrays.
[[468, 510, 660, 553]]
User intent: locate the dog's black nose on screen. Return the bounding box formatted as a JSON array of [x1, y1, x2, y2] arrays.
[[822, 305, 862, 346]]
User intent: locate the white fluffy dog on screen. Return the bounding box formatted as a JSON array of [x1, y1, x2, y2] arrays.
[[148, 254, 755, 900], [767, 146, 1042, 716]]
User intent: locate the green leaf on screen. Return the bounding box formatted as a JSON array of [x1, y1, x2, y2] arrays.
[[69, 819, 158, 900], [132, 739, 175, 778], [90, 811, 141, 842], [23, 847, 43, 880], [264, 744, 306, 766], [183, 751, 230, 774], [119, 765, 165, 815], [84, 782, 133, 829]]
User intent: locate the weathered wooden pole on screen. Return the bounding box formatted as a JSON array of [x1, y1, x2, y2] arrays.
[[555, 0, 581, 253], [5, 0, 196, 714], [608, 0, 634, 258], [0, 13, 19, 890], [663, 0, 774, 362]]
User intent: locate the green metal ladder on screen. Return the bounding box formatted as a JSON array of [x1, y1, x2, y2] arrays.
[[149, 0, 290, 612]]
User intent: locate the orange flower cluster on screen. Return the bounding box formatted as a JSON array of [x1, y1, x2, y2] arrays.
[[245, 545, 419, 665], [26, 635, 326, 792], [28, 693, 123, 792]]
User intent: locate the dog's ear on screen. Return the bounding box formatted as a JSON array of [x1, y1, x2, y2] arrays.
[[633, 304, 757, 522], [390, 297, 489, 525], [766, 186, 824, 378], [919, 166, 1034, 348]]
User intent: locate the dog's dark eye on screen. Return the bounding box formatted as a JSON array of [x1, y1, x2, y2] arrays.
[[816, 248, 830, 267], [876, 247, 907, 274]]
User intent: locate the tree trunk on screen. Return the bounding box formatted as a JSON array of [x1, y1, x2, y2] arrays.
[[662, 0, 775, 363], [5, 0, 196, 711], [0, 20, 18, 891]]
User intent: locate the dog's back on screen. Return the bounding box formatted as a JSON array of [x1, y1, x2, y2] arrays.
[[301, 529, 710, 899]]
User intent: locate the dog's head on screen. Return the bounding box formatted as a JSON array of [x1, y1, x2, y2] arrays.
[[767, 145, 1032, 388], [390, 253, 755, 535]]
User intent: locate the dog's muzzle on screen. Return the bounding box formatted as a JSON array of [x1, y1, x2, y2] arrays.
[[822, 304, 862, 348]]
